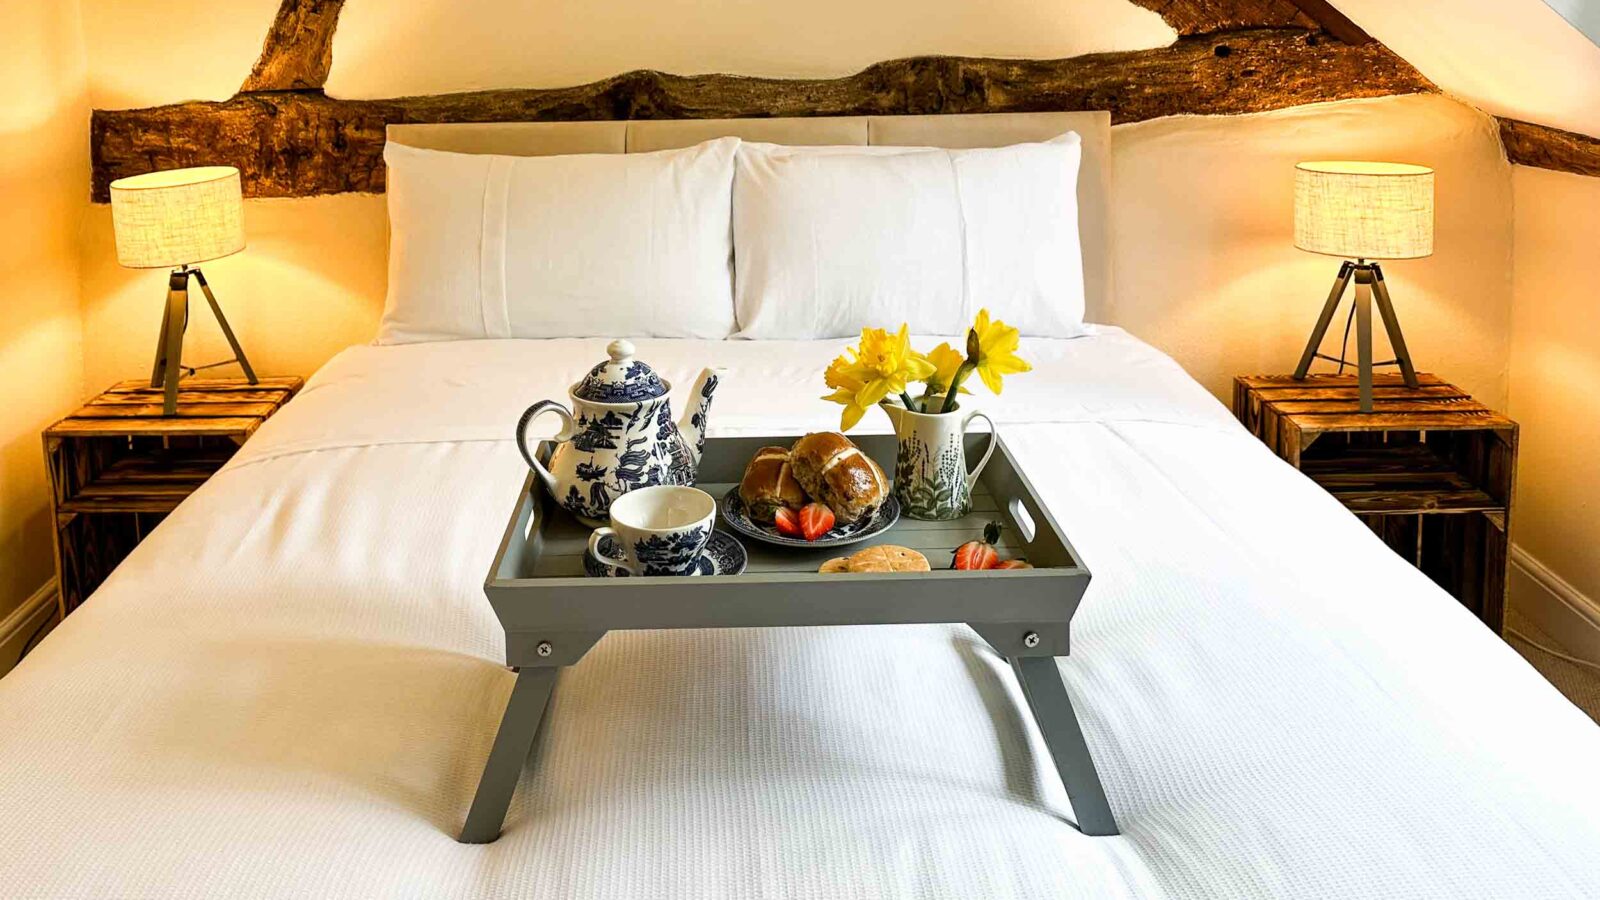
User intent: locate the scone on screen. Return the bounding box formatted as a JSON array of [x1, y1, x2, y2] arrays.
[[842, 545, 930, 573], [738, 446, 807, 524], [788, 432, 889, 525]]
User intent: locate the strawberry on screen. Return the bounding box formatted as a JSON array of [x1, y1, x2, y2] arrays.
[[952, 522, 1004, 570], [996, 559, 1033, 570], [773, 506, 803, 538], [799, 503, 836, 542]]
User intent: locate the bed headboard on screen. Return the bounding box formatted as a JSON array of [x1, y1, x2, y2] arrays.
[[386, 112, 1114, 322]]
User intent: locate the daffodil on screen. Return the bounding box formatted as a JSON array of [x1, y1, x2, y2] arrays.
[[938, 308, 1032, 412], [916, 341, 971, 407], [923, 342, 969, 394], [822, 352, 872, 431], [821, 325, 935, 430]]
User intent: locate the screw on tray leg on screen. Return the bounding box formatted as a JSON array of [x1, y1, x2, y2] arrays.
[[536, 641, 553, 657], [1024, 631, 1041, 648]]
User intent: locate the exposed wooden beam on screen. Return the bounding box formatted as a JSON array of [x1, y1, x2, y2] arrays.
[[1129, 0, 1371, 44], [1129, 0, 1319, 35], [1284, 0, 1372, 45], [91, 30, 1434, 201], [241, 0, 346, 92], [1499, 117, 1600, 177]]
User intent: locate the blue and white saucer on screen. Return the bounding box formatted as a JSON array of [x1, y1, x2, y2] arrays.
[[719, 487, 900, 550], [584, 530, 748, 578]]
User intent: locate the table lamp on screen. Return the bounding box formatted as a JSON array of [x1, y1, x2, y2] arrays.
[[1291, 160, 1434, 412], [109, 166, 257, 416]]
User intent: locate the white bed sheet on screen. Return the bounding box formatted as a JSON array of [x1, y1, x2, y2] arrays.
[[1, 327, 1597, 899]]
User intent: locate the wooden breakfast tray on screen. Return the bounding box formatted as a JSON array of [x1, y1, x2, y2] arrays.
[[461, 433, 1116, 843]]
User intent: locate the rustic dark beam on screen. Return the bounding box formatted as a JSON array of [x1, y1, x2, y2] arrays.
[[1284, 0, 1371, 45], [92, 29, 1434, 201], [241, 0, 346, 92], [1129, 0, 1318, 35], [1130, 0, 1370, 44], [1498, 117, 1600, 177]]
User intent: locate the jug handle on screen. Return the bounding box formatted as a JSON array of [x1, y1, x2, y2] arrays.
[[962, 410, 999, 493], [516, 400, 577, 492]]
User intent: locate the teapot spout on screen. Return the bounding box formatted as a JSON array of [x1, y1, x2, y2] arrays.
[[678, 368, 726, 467]]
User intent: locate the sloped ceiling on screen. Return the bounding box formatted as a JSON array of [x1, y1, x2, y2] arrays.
[[1338, 0, 1600, 137]]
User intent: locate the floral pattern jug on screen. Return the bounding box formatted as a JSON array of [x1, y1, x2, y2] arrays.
[[516, 340, 724, 526], [881, 401, 998, 520]]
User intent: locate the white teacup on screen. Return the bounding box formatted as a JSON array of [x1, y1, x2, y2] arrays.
[[588, 486, 716, 576]]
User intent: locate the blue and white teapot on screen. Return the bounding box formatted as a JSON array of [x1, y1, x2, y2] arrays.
[[516, 339, 724, 526]]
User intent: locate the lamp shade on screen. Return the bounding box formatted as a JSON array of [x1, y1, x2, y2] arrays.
[[109, 166, 245, 269], [1294, 161, 1434, 260]]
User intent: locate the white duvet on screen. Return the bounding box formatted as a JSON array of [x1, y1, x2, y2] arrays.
[[2, 328, 1597, 899]]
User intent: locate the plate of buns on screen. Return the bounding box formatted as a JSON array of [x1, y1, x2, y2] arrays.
[[722, 432, 899, 549]]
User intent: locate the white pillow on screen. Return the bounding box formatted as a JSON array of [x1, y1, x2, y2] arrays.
[[379, 137, 739, 343], [732, 134, 1086, 339]]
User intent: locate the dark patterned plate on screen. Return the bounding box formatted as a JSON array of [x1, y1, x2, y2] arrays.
[[719, 487, 900, 549], [584, 530, 747, 578]]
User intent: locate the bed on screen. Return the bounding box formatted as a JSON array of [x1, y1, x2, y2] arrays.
[[2, 116, 1598, 899]]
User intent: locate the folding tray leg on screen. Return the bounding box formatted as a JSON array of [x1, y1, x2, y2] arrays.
[[1010, 656, 1119, 836], [460, 667, 558, 844]]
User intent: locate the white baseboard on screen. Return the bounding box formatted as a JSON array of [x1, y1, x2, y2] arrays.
[[0, 580, 59, 678], [1509, 546, 1600, 666]]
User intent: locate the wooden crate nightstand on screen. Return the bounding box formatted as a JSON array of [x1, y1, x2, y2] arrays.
[[1233, 373, 1517, 632], [43, 377, 303, 618]]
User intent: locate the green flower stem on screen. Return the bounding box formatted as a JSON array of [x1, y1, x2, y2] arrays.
[[900, 390, 920, 413], [940, 362, 977, 413]]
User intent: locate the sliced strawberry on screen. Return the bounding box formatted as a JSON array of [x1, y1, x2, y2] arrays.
[[773, 506, 803, 538], [952, 522, 1004, 570], [799, 503, 836, 541], [996, 559, 1033, 570]]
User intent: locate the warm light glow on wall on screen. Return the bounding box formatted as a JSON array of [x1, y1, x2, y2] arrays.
[[1294, 161, 1434, 260]]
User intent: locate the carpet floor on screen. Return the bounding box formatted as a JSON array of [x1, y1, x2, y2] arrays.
[[1505, 604, 1600, 724]]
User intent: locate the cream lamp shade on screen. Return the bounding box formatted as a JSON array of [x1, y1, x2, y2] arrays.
[[109, 166, 245, 269], [1294, 161, 1434, 260]]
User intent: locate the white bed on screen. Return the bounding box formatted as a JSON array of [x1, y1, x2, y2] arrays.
[[2, 329, 1598, 898]]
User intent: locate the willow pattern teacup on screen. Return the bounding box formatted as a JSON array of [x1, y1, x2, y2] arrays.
[[587, 486, 715, 576]]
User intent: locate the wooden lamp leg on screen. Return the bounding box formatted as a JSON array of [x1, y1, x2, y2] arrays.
[[192, 268, 258, 384], [152, 270, 191, 417], [1369, 262, 1420, 390], [149, 266, 260, 417], [1353, 264, 1375, 412], [1294, 260, 1355, 380]]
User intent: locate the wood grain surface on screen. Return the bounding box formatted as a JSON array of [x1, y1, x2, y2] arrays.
[[91, 30, 1434, 200], [1232, 373, 1516, 631], [1498, 117, 1600, 178]]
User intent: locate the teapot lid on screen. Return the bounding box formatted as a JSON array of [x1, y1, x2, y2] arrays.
[[574, 339, 669, 403]]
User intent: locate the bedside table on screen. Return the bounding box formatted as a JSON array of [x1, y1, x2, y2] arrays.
[[1233, 373, 1517, 632], [43, 377, 303, 618]]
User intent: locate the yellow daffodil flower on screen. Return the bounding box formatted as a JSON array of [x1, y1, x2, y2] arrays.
[[821, 325, 935, 430], [822, 351, 872, 431], [968, 308, 1031, 395], [920, 341, 971, 396], [853, 325, 935, 408]]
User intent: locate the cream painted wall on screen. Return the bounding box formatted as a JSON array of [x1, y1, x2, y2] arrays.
[[1509, 166, 1600, 604], [75, 0, 1173, 107], [0, 0, 89, 619], [79, 0, 280, 108], [328, 0, 1172, 99]]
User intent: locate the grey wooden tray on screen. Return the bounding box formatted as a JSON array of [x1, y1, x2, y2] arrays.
[[462, 433, 1116, 843]]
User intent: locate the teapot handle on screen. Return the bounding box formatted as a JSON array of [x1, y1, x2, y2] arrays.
[[516, 400, 577, 492]]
